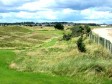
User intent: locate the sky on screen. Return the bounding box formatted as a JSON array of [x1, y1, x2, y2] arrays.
[[0, 0, 112, 23]]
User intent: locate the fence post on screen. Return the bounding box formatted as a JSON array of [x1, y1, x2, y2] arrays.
[[90, 31, 112, 54], [104, 39, 106, 48], [111, 43, 112, 53]]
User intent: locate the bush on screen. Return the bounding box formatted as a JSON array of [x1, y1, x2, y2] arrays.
[[70, 25, 84, 37], [63, 34, 71, 41], [71, 25, 91, 37], [84, 25, 91, 36], [77, 37, 86, 52], [85, 25, 91, 33], [54, 23, 64, 30]]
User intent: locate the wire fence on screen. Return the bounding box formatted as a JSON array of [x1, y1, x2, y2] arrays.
[[89, 32, 112, 53]]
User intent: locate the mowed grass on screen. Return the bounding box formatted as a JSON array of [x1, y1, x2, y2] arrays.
[[1, 26, 112, 84]]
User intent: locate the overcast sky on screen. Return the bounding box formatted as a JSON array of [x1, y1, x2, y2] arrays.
[[0, 0, 112, 23]]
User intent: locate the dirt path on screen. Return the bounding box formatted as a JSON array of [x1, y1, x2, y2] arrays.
[[92, 28, 112, 42]]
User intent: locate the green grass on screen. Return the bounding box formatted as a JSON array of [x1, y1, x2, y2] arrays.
[[1, 26, 112, 84], [42, 38, 57, 48], [0, 50, 76, 84], [0, 26, 62, 49], [13, 37, 112, 84], [0, 26, 32, 33], [0, 26, 76, 84]]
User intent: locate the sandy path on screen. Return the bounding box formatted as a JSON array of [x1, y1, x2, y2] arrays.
[[92, 28, 112, 42]]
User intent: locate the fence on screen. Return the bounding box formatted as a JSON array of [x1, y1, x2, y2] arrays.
[[89, 32, 112, 53]]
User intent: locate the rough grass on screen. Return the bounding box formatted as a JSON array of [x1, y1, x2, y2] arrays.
[[0, 50, 76, 84], [13, 36, 112, 84], [0, 26, 31, 32], [1, 26, 112, 84], [0, 26, 62, 49]]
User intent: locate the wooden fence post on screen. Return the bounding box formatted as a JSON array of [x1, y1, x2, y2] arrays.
[[89, 31, 112, 53]]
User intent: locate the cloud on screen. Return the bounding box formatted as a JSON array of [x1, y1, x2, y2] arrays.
[[0, 0, 112, 23], [0, 0, 37, 13], [81, 8, 112, 20], [0, 16, 3, 19], [0, 0, 36, 6], [54, 0, 112, 10]]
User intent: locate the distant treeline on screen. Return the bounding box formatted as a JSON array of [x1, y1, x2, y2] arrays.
[[0, 22, 69, 26], [0, 22, 111, 27]]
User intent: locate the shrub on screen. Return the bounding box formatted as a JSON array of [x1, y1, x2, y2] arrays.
[[71, 25, 91, 37], [63, 33, 71, 41], [77, 37, 86, 52], [85, 25, 91, 33], [84, 25, 91, 36], [70, 25, 85, 37]]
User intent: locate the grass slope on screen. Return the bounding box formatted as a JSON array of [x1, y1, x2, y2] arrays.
[[0, 50, 75, 84]]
